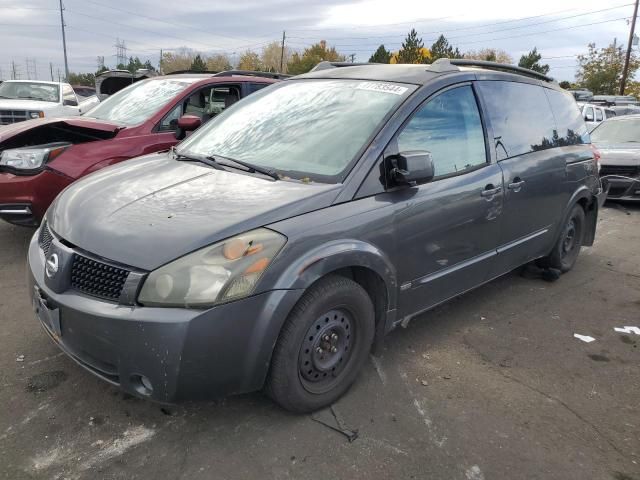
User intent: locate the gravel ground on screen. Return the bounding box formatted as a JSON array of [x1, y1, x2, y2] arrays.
[[0, 203, 638, 480]]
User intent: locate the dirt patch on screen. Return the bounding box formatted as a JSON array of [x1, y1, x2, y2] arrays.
[[26, 371, 68, 393]]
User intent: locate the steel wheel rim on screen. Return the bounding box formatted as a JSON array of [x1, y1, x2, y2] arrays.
[[298, 308, 354, 394], [562, 218, 578, 257]]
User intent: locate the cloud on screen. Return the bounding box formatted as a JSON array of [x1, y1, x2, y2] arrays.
[[0, 0, 634, 81]]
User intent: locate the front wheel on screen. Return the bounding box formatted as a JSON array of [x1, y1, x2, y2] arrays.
[[538, 205, 586, 273], [265, 275, 375, 413]]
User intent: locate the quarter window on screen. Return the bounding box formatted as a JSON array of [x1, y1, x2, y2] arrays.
[[477, 81, 556, 159], [396, 85, 487, 178]]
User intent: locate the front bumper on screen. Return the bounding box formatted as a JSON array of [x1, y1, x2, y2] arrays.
[[0, 170, 72, 226], [27, 230, 303, 403], [601, 175, 640, 201]]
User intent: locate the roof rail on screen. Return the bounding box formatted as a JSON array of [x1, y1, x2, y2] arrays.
[[435, 58, 554, 82], [213, 70, 291, 79], [310, 61, 380, 72]]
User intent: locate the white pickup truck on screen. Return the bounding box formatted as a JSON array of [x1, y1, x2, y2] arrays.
[[0, 80, 100, 125], [578, 103, 615, 131]]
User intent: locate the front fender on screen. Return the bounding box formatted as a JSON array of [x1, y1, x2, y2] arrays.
[[270, 239, 398, 313]]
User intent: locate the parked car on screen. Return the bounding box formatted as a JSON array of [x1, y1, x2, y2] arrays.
[[590, 114, 640, 201], [579, 103, 615, 131], [95, 68, 159, 100], [28, 59, 605, 412], [0, 80, 100, 125], [0, 72, 278, 225], [72, 85, 98, 100]]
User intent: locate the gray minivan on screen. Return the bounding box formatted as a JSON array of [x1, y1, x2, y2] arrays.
[[28, 59, 605, 412]]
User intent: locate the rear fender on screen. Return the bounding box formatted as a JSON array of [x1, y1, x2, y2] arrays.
[[562, 187, 598, 247]]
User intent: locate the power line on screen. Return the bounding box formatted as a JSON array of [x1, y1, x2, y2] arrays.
[[312, 4, 634, 47], [65, 0, 281, 50]]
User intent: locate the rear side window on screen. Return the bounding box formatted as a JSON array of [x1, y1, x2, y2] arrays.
[[595, 108, 603, 121], [248, 83, 268, 93], [396, 85, 486, 178], [545, 89, 590, 146], [477, 81, 556, 159]]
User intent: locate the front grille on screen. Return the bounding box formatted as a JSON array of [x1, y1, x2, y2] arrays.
[[38, 222, 54, 256], [600, 165, 640, 178], [70, 254, 130, 301], [0, 110, 28, 125]]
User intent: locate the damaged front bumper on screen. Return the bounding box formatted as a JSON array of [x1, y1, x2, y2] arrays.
[[600, 174, 640, 201]]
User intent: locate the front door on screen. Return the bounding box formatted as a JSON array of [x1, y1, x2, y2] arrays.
[[388, 84, 504, 318]]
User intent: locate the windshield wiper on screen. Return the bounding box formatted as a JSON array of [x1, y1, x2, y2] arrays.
[[207, 154, 279, 181], [173, 149, 225, 171]]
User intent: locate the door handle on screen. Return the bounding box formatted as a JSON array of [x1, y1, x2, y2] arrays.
[[480, 185, 502, 198], [508, 179, 525, 191]]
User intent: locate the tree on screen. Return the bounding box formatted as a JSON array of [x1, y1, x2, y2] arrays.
[[161, 48, 196, 73], [261, 41, 291, 73], [206, 54, 233, 72], [464, 48, 513, 64], [369, 44, 391, 63], [429, 35, 462, 62], [126, 56, 149, 74], [518, 48, 549, 74], [237, 50, 262, 71], [559, 80, 572, 89], [576, 42, 640, 95], [190, 54, 207, 72], [287, 41, 345, 74], [396, 29, 427, 64], [68, 72, 95, 86]]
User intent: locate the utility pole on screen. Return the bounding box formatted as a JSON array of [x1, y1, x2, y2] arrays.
[[280, 30, 286, 73], [50, 62, 54, 81], [11, 61, 16, 80], [620, 0, 639, 95], [58, 0, 69, 81], [159, 49, 163, 74], [349, 53, 356, 63]]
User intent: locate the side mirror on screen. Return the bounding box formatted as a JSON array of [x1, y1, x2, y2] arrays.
[[177, 115, 201, 131], [175, 115, 202, 140], [386, 151, 435, 187], [585, 112, 594, 122], [63, 99, 78, 107]]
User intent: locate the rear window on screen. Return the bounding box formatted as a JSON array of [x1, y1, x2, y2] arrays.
[[477, 81, 556, 159], [545, 89, 590, 146]]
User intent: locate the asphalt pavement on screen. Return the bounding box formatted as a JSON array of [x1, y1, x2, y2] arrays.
[[0, 203, 638, 480]]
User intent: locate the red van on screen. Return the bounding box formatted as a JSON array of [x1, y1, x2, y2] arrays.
[[0, 72, 279, 226]]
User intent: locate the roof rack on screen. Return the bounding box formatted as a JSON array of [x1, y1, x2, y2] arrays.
[[432, 58, 554, 82], [167, 69, 290, 79], [310, 61, 380, 72], [213, 70, 291, 79]]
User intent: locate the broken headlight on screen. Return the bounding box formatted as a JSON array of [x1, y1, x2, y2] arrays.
[[0, 143, 69, 172], [138, 228, 286, 308]]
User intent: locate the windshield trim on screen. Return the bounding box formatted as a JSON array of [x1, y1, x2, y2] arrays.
[[177, 78, 417, 184]]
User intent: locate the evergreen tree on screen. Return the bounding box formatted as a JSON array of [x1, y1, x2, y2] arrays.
[[190, 54, 207, 72], [429, 35, 462, 62], [518, 48, 550, 74], [396, 29, 426, 64], [369, 44, 391, 63]]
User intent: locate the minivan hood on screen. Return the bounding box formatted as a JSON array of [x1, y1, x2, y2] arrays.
[[49, 153, 341, 270], [594, 143, 640, 166], [0, 99, 59, 111]]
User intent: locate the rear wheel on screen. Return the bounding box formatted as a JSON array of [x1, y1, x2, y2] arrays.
[[538, 205, 586, 273], [265, 275, 374, 413]]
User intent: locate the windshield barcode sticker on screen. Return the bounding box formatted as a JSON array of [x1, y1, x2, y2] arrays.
[[356, 82, 408, 95]]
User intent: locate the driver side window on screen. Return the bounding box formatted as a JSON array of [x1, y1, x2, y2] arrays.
[[396, 85, 487, 178]]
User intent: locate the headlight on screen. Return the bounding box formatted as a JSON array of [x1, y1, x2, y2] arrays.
[[29, 111, 44, 119], [138, 228, 286, 307], [0, 143, 69, 172]]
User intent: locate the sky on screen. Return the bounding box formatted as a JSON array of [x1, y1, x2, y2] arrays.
[[0, 0, 637, 81]]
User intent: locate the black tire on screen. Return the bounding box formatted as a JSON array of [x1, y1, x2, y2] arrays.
[[265, 275, 375, 413], [538, 205, 586, 273]]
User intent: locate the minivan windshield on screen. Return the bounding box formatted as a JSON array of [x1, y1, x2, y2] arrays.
[[177, 79, 414, 182], [0, 81, 60, 102], [590, 118, 640, 143], [84, 78, 195, 125]]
